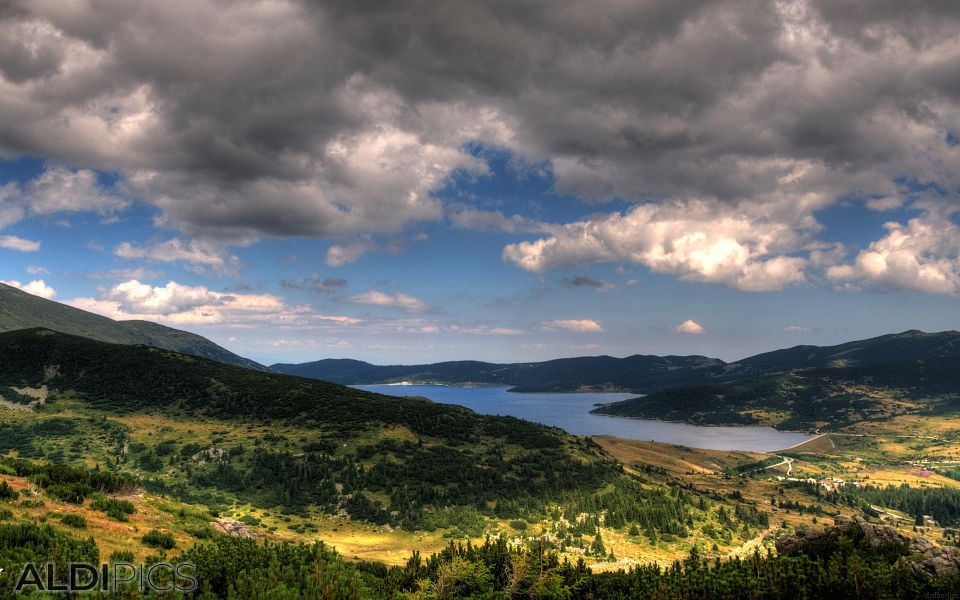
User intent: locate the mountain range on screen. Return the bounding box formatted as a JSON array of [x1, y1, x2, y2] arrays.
[[3, 284, 958, 432], [272, 329, 960, 393]]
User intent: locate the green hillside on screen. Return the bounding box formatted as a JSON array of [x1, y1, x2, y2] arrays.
[[594, 357, 960, 430], [0, 328, 718, 538], [0, 282, 266, 371]]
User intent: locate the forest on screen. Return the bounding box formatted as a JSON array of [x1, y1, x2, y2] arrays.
[[0, 521, 957, 599]]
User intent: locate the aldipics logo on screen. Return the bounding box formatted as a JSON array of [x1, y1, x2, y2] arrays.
[[12, 562, 197, 593]]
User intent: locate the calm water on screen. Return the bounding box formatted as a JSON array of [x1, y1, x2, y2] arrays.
[[355, 384, 813, 452]]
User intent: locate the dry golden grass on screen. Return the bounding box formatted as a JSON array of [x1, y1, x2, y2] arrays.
[[594, 436, 765, 477], [2, 474, 201, 562]]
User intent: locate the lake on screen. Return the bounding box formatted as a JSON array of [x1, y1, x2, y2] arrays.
[[355, 384, 814, 453]]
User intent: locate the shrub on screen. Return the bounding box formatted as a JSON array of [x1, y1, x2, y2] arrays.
[[185, 526, 214, 539], [109, 550, 135, 563], [509, 520, 528, 531], [142, 529, 176, 550], [59, 513, 87, 529], [47, 482, 92, 504], [0, 480, 18, 500], [90, 495, 136, 522]]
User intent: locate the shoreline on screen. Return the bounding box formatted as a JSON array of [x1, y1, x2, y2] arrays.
[[588, 409, 816, 437], [354, 381, 637, 394]]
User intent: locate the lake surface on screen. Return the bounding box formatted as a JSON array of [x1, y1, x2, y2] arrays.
[[355, 384, 814, 453]]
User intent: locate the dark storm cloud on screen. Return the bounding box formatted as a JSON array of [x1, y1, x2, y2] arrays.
[[0, 0, 958, 290]]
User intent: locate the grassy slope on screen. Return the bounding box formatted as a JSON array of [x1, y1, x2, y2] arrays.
[[0, 282, 265, 371]]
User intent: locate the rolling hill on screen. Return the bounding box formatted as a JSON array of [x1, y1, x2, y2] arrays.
[[0, 282, 266, 371]]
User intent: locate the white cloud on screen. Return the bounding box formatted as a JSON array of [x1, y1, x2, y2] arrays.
[[826, 210, 960, 295], [26, 265, 50, 275], [114, 238, 240, 275], [541, 319, 604, 333], [503, 200, 813, 292], [82, 267, 164, 281], [783, 325, 810, 333], [115, 238, 225, 265], [66, 279, 361, 326], [674, 319, 705, 334], [450, 325, 526, 336], [22, 167, 128, 216], [0, 235, 41, 252], [325, 238, 375, 267], [1, 278, 56, 299], [346, 289, 429, 312], [0, 168, 127, 234]]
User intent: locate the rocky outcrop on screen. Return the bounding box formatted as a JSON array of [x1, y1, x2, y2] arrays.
[[775, 516, 960, 578], [210, 518, 258, 539], [897, 544, 960, 579]]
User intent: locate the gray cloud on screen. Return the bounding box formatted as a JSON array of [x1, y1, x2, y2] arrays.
[[0, 0, 958, 288], [280, 273, 348, 293], [561, 275, 614, 292]]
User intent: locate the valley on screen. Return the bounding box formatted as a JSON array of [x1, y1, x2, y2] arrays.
[[0, 318, 958, 596]]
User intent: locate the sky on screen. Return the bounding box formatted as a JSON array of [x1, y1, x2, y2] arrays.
[[0, 0, 959, 366]]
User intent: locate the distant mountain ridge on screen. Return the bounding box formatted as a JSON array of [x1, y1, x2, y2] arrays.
[[727, 329, 960, 374], [0, 282, 266, 371], [590, 329, 960, 430], [271, 354, 724, 392], [272, 329, 960, 393], [592, 355, 960, 430]]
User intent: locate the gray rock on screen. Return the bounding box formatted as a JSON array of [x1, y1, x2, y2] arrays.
[[210, 518, 258, 539]]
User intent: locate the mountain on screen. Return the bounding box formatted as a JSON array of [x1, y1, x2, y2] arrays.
[[271, 354, 725, 392], [727, 329, 960, 375], [0, 282, 266, 371], [593, 356, 960, 430], [0, 328, 704, 534], [273, 329, 960, 395]]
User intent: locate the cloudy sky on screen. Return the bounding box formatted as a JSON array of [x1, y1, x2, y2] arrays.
[[1, 0, 959, 365]]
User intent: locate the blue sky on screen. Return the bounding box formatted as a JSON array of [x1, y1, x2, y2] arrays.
[[1, 1, 959, 366], [2, 151, 958, 366]]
